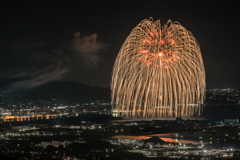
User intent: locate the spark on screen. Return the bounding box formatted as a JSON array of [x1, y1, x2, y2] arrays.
[[111, 17, 205, 117]]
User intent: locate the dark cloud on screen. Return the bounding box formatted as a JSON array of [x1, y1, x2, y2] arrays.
[[11, 66, 67, 88], [0, 32, 106, 95]]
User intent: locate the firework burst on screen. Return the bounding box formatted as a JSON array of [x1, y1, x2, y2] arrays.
[[111, 18, 205, 117]]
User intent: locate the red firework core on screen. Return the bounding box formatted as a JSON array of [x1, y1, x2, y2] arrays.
[[137, 28, 180, 69]]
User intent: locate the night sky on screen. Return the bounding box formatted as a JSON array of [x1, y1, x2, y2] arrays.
[[1, 1, 240, 95]]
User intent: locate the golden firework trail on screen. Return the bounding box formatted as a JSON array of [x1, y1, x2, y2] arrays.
[[111, 18, 205, 117]]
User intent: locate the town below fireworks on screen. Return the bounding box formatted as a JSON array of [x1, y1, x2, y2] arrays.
[[1, 88, 240, 159]]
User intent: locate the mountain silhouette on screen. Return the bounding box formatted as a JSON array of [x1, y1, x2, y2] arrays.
[[24, 81, 110, 102]]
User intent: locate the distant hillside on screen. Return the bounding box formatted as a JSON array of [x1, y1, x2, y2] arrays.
[[24, 81, 110, 102]]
